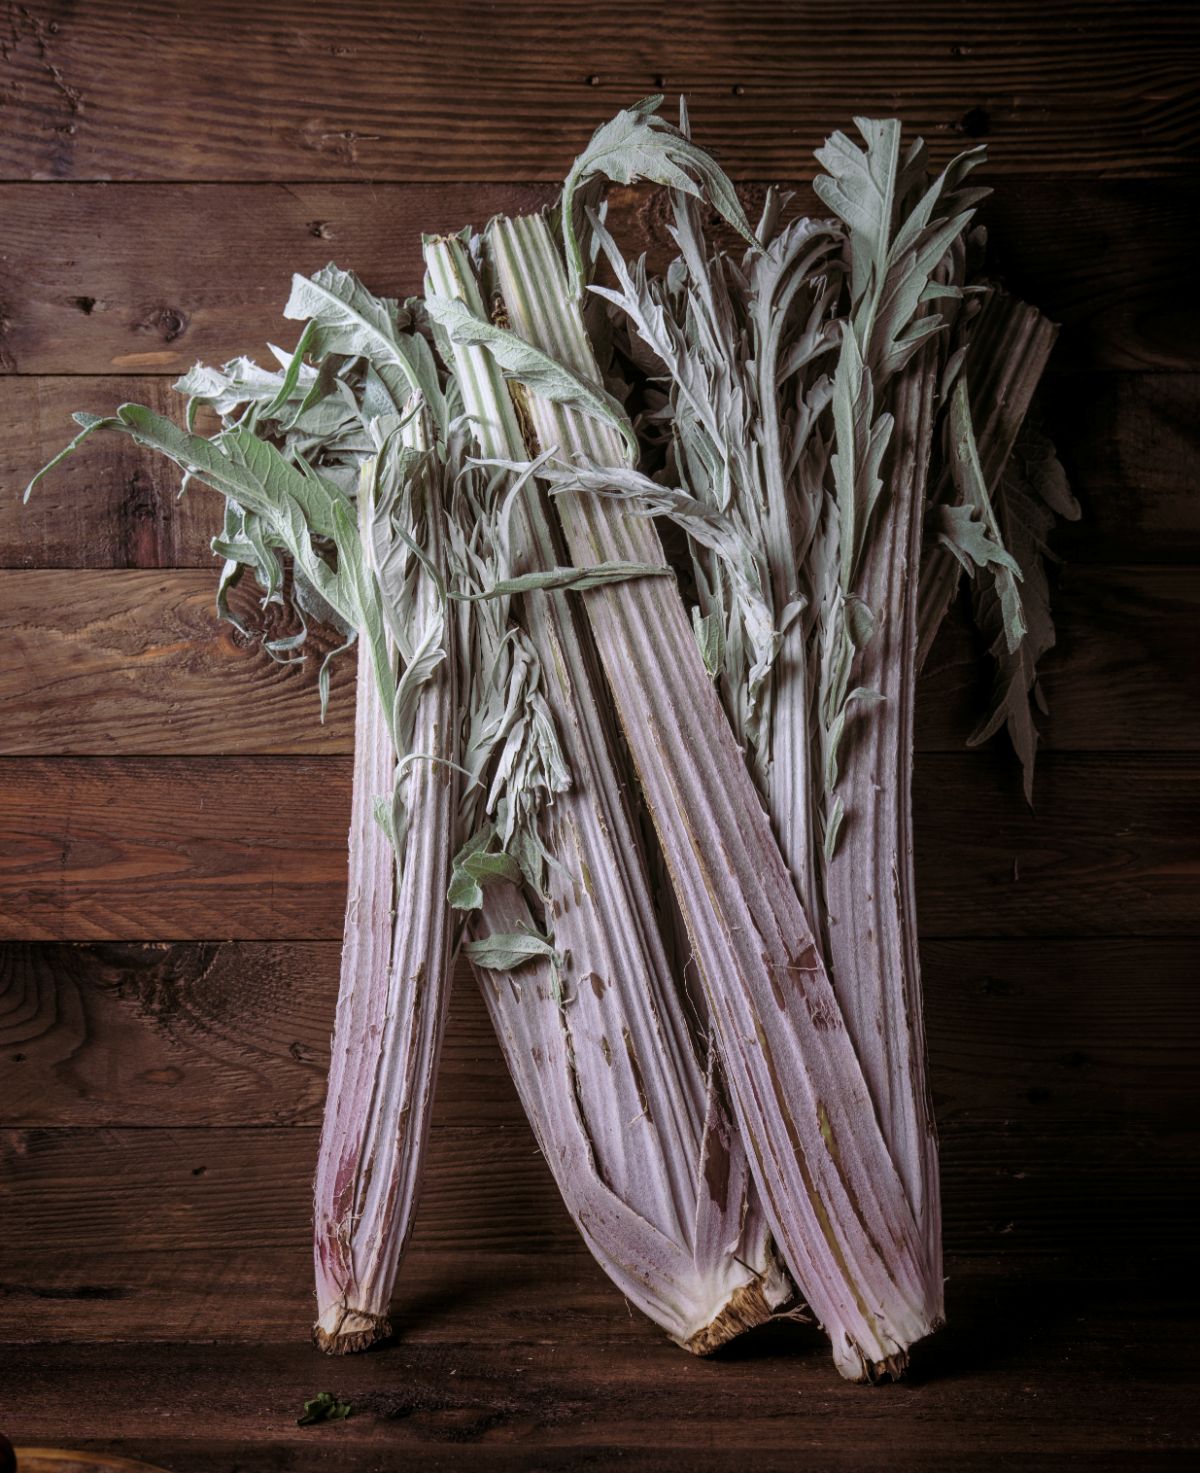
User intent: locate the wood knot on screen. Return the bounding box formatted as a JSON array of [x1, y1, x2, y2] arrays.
[[135, 305, 189, 343]]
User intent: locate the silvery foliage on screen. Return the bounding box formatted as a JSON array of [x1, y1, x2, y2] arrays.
[[28, 265, 572, 904], [573, 115, 1069, 857]]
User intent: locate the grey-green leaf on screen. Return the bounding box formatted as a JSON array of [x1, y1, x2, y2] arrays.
[[561, 94, 760, 301], [946, 378, 1028, 654], [448, 831, 523, 911], [424, 294, 638, 463], [454, 561, 669, 601], [692, 607, 726, 678], [285, 264, 446, 432], [463, 929, 559, 972]]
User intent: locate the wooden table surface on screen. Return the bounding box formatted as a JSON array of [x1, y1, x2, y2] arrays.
[[1, 3, 1197, 1468]]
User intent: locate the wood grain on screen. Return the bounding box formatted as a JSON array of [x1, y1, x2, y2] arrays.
[[0, 754, 1195, 941], [0, 1125, 572, 1266], [0, 756, 352, 941], [0, 1120, 1192, 1343], [1047, 373, 1200, 565], [0, 1441, 1190, 1473], [0, 945, 517, 1128], [0, 570, 355, 755], [916, 566, 1200, 752], [4, 1283, 1197, 1472], [0, 181, 1193, 377], [6, 1454, 168, 1473], [0, 377, 219, 567], [0, 1, 1194, 182], [9, 1447, 1186, 1473], [0, 2, 1193, 1462], [3, 939, 1193, 1130], [7, 373, 1197, 569], [0, 183, 551, 377], [2, 566, 1195, 756]]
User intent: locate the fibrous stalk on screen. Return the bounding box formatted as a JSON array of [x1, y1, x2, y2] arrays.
[[482, 210, 932, 1380], [426, 233, 790, 1349], [313, 423, 458, 1352]]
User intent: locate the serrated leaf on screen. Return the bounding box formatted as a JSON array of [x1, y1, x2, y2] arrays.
[[561, 94, 759, 300], [947, 378, 1027, 654], [937, 501, 1022, 577], [813, 118, 902, 304], [28, 402, 396, 736], [966, 422, 1076, 802], [285, 264, 446, 432]]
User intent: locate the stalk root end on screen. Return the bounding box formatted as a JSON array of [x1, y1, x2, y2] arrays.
[[312, 1305, 392, 1355]]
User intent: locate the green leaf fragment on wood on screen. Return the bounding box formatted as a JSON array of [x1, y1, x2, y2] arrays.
[[297, 1391, 352, 1426]]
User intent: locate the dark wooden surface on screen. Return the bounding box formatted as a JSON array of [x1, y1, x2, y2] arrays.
[[0, 2, 1197, 1468]]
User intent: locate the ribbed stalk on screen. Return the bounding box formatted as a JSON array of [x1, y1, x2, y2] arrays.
[[472, 880, 787, 1350], [821, 349, 943, 1305], [488, 209, 933, 1380], [425, 234, 789, 1349], [312, 436, 457, 1353], [821, 288, 1057, 1308]]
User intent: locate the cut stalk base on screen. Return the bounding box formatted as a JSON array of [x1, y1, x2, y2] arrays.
[[681, 1274, 796, 1356], [835, 1308, 945, 1383], [312, 1305, 392, 1356]]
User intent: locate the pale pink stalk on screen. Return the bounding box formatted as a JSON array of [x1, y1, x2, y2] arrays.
[[821, 353, 943, 1306], [312, 450, 457, 1353], [427, 234, 790, 1349], [488, 210, 933, 1380]]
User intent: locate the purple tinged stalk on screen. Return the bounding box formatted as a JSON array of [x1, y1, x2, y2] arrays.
[[426, 233, 791, 1350], [488, 210, 934, 1380], [312, 439, 457, 1353]]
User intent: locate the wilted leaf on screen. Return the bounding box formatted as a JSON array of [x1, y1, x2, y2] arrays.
[[297, 1391, 352, 1426]]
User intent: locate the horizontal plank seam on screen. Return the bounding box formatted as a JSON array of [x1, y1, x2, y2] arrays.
[[3, 751, 1198, 764], [0, 934, 1195, 946], [5, 934, 1198, 945], [3, 368, 1196, 383], [0, 173, 1194, 188], [10, 369, 1199, 382]]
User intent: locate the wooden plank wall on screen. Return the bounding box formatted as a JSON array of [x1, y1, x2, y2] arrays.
[[0, 2, 1197, 1466]]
